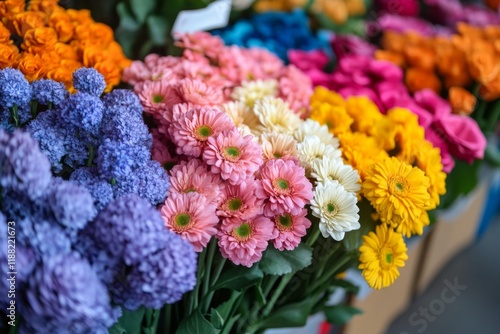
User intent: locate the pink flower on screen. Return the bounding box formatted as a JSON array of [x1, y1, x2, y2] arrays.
[[203, 128, 263, 185], [217, 179, 264, 227], [271, 209, 311, 251], [374, 0, 420, 17], [176, 78, 224, 106], [257, 159, 313, 217], [174, 31, 225, 59], [136, 80, 182, 114], [413, 89, 451, 119], [368, 60, 404, 82], [425, 128, 455, 173], [288, 49, 330, 72], [151, 129, 178, 168], [378, 14, 437, 36], [244, 48, 284, 80], [330, 34, 376, 60], [123, 61, 151, 85], [434, 114, 487, 163], [169, 159, 223, 205], [169, 107, 234, 157], [218, 215, 277, 267], [161, 192, 219, 252], [337, 86, 384, 111], [278, 65, 313, 118]]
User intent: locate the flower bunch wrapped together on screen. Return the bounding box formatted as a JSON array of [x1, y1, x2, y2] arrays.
[[376, 24, 500, 102], [0, 0, 130, 90], [309, 87, 446, 288]]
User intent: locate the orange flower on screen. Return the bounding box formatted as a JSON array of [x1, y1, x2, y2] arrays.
[[405, 67, 442, 94], [375, 50, 406, 67], [318, 0, 349, 25], [66, 9, 94, 26], [46, 66, 73, 89], [49, 10, 74, 43], [53, 42, 78, 61], [0, 23, 12, 44], [107, 41, 132, 69], [448, 87, 476, 115], [443, 72, 472, 89], [94, 60, 121, 92], [381, 31, 407, 53], [16, 53, 46, 81], [11, 11, 46, 36], [0, 43, 19, 67], [404, 45, 435, 71], [0, 0, 25, 22], [345, 0, 366, 15], [479, 79, 500, 101], [467, 51, 500, 84], [486, 0, 500, 10], [28, 0, 59, 15], [21, 27, 58, 54], [82, 46, 108, 67]]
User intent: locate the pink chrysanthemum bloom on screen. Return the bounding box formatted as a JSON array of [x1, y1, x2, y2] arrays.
[[136, 80, 182, 114], [217, 179, 264, 228], [257, 159, 313, 217], [169, 107, 234, 157], [243, 48, 284, 80], [161, 192, 219, 252], [271, 209, 311, 251], [169, 159, 223, 205], [174, 32, 225, 59], [176, 78, 224, 106], [151, 131, 177, 169], [166, 102, 197, 124], [278, 65, 313, 119], [122, 60, 151, 85], [218, 215, 277, 267], [203, 128, 264, 185]]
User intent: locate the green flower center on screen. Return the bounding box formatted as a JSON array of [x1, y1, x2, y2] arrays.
[[273, 153, 282, 158], [276, 178, 289, 190], [386, 253, 393, 264], [173, 212, 192, 232], [196, 125, 212, 139], [224, 146, 241, 161], [184, 188, 197, 193], [152, 94, 163, 103], [276, 214, 293, 231], [327, 203, 336, 213], [233, 222, 253, 241], [228, 198, 243, 211]]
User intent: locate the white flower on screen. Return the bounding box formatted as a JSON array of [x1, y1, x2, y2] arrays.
[[295, 119, 339, 148], [310, 180, 360, 241], [260, 132, 298, 161], [231, 79, 278, 108], [253, 96, 301, 135], [221, 101, 265, 136], [297, 135, 342, 174], [311, 157, 361, 194]]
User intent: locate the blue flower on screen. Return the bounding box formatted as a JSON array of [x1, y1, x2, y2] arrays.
[[101, 110, 152, 148], [16, 217, 73, 257], [0, 130, 52, 199], [31, 79, 68, 105], [73, 67, 106, 97], [110, 233, 197, 309], [96, 139, 150, 181], [20, 252, 119, 334], [84, 194, 169, 265], [26, 110, 68, 172], [0, 68, 31, 108], [46, 179, 97, 230], [70, 167, 114, 210], [102, 89, 143, 118], [58, 92, 104, 136], [135, 160, 170, 205]]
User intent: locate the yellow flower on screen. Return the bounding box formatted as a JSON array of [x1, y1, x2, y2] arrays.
[[397, 211, 430, 237], [370, 117, 399, 151], [339, 132, 388, 179], [359, 224, 408, 290], [362, 157, 430, 232], [311, 86, 345, 109], [310, 102, 353, 136], [345, 96, 383, 134], [386, 107, 425, 163]]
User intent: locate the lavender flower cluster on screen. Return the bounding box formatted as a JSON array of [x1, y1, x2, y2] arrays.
[[0, 68, 197, 333]]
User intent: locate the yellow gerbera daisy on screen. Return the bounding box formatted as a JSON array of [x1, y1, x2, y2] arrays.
[[387, 107, 425, 163], [345, 96, 383, 134], [362, 157, 430, 229], [310, 86, 345, 109], [339, 132, 388, 179], [359, 224, 408, 290], [310, 102, 353, 136], [396, 211, 430, 237]]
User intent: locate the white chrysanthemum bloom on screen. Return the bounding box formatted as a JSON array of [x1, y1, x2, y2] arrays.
[[295, 119, 339, 148], [221, 101, 265, 136], [311, 157, 361, 194], [231, 79, 278, 107], [297, 135, 342, 174], [260, 132, 298, 161], [253, 96, 301, 135], [232, 0, 255, 10], [311, 180, 360, 241]]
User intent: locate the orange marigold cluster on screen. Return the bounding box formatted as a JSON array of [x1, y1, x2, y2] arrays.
[[0, 0, 130, 91], [376, 23, 500, 107]]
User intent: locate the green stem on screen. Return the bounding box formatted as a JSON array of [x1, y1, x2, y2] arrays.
[[164, 304, 171, 334], [11, 105, 19, 127], [200, 255, 227, 314], [30, 100, 38, 119], [306, 223, 321, 247], [313, 241, 342, 280], [306, 254, 352, 295], [202, 239, 217, 297], [86, 144, 94, 167], [262, 273, 294, 317], [189, 249, 206, 313], [262, 275, 280, 297], [48, 102, 53, 110], [474, 99, 487, 127], [220, 289, 246, 334], [485, 99, 500, 134]]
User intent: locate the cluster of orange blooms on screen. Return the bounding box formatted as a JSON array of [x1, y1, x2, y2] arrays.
[[376, 23, 500, 112], [254, 0, 365, 25], [0, 0, 130, 91]]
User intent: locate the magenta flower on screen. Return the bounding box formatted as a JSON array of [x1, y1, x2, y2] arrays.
[[330, 34, 376, 60], [203, 128, 263, 185], [218, 215, 277, 267], [374, 0, 420, 17], [256, 159, 313, 217]]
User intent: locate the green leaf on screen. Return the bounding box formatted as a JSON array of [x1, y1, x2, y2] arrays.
[[259, 244, 313, 276], [211, 264, 263, 291], [255, 281, 266, 306], [258, 297, 316, 329], [176, 308, 220, 334], [342, 198, 377, 253], [220, 315, 241, 334], [147, 15, 169, 46], [115, 2, 141, 58], [323, 305, 362, 325], [213, 291, 242, 320], [129, 0, 156, 24], [210, 309, 224, 330], [109, 307, 145, 334], [438, 159, 481, 210]]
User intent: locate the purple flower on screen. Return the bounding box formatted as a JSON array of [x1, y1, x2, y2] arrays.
[[58, 92, 104, 136], [378, 14, 439, 36], [0, 68, 31, 109], [134, 160, 170, 205], [16, 217, 73, 257], [101, 110, 152, 147], [0, 130, 51, 199], [21, 252, 119, 334], [102, 89, 143, 118], [70, 167, 114, 210], [31, 79, 68, 105], [73, 67, 106, 97]]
